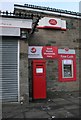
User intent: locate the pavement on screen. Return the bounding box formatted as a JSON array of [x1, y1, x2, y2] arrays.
[[1, 91, 81, 119]]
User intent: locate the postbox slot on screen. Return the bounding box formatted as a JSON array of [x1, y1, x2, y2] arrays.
[[36, 65, 43, 66]]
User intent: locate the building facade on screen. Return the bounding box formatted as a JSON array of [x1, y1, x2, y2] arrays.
[[0, 4, 81, 103], [0, 13, 33, 102], [14, 4, 80, 101]]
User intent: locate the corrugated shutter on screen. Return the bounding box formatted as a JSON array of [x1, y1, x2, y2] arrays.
[[1, 39, 19, 102], [0, 39, 2, 102]]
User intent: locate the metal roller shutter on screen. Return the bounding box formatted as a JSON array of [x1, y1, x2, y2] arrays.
[[1, 39, 19, 102]]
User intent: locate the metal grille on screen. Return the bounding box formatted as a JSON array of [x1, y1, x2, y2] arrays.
[[1, 39, 18, 102]]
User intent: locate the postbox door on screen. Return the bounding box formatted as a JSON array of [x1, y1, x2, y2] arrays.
[[32, 60, 46, 99]]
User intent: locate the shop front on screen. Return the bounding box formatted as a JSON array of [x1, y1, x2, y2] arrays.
[[14, 4, 80, 101], [0, 15, 33, 102], [28, 46, 77, 100], [0, 3, 80, 102]]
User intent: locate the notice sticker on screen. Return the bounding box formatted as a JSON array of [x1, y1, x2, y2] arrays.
[[36, 68, 43, 73]]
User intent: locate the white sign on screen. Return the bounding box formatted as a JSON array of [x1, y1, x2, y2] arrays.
[[58, 49, 75, 54], [37, 17, 66, 30], [28, 46, 58, 59], [0, 27, 20, 36], [28, 46, 43, 58], [63, 60, 72, 64], [36, 68, 43, 73], [0, 17, 32, 29]]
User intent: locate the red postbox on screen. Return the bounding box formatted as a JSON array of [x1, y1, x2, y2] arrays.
[[32, 60, 46, 99], [58, 49, 76, 82]]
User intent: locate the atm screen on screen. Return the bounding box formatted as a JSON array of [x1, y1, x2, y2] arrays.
[[62, 60, 73, 78]]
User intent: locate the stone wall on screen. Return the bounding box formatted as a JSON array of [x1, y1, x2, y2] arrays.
[[28, 15, 80, 96], [15, 9, 80, 99], [20, 40, 29, 102]]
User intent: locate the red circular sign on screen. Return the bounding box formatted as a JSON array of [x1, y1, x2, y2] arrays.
[[49, 19, 57, 25], [31, 47, 36, 53], [65, 48, 69, 52]]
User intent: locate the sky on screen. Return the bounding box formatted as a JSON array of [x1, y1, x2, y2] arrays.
[[0, 0, 81, 13]]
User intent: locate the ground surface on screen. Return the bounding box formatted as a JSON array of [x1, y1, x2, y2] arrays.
[[2, 91, 81, 119]]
